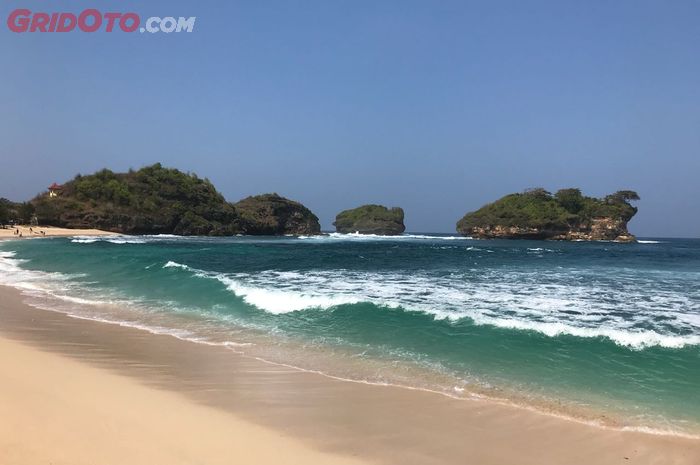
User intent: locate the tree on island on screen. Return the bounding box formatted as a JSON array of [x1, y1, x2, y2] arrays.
[[606, 190, 640, 204], [0, 199, 9, 225], [554, 188, 584, 214]]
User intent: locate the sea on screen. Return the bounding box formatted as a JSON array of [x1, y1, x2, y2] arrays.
[[1, 233, 698, 436]]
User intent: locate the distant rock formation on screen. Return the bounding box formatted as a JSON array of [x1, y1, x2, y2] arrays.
[[31, 164, 242, 235], [29, 165, 321, 236], [334, 204, 405, 235], [456, 188, 638, 242], [235, 193, 321, 235]]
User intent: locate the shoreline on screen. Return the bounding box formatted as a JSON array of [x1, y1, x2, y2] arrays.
[[1, 284, 698, 464], [0, 225, 114, 239]]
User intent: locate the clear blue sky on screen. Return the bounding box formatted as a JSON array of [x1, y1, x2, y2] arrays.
[[1, 0, 698, 236]]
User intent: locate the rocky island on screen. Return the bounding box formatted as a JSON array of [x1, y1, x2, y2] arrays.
[[456, 188, 639, 242], [234, 193, 320, 235], [25, 164, 320, 236], [334, 204, 405, 235]]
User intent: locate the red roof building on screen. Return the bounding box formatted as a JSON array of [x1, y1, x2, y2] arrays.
[[48, 182, 63, 197]]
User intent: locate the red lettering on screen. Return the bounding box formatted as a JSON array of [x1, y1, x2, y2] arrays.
[[104, 12, 121, 32], [7, 9, 144, 33], [48, 13, 59, 32], [7, 8, 31, 33], [57, 13, 77, 32], [119, 13, 139, 32], [78, 9, 102, 32], [30, 13, 50, 32]]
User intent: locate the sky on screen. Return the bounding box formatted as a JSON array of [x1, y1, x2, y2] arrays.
[[1, 1, 699, 236]]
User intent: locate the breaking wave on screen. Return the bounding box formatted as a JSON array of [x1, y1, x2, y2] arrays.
[[298, 232, 472, 241], [161, 261, 700, 349]]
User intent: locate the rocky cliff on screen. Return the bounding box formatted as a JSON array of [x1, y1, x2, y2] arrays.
[[334, 205, 405, 235], [456, 188, 638, 242], [234, 193, 321, 235]]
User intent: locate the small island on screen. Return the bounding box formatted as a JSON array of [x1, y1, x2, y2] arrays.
[[17, 164, 320, 236], [456, 188, 639, 242], [234, 193, 320, 235], [334, 204, 405, 235]]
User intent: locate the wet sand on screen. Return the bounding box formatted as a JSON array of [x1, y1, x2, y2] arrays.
[[1, 285, 698, 465]]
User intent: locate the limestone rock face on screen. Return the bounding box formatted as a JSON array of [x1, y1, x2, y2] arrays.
[[465, 220, 634, 242], [334, 205, 405, 235], [552, 217, 636, 242], [456, 189, 638, 242], [235, 193, 321, 235]]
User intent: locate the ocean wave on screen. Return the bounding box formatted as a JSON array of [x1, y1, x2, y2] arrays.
[[638, 240, 664, 244], [0, 250, 119, 307], [0, 252, 255, 349], [299, 232, 472, 241], [470, 317, 700, 349], [220, 276, 362, 314], [163, 260, 192, 270], [4, 249, 699, 352], [160, 262, 700, 350], [71, 237, 100, 243], [71, 235, 148, 244], [162, 261, 364, 313], [71, 233, 195, 245]]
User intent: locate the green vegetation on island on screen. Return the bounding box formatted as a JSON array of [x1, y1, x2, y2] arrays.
[[0, 198, 35, 226], [32, 164, 241, 235], [456, 188, 639, 241], [334, 204, 405, 235], [23, 164, 320, 236], [235, 193, 321, 235]]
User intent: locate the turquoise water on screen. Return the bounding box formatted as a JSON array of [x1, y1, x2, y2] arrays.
[[1, 234, 699, 435]]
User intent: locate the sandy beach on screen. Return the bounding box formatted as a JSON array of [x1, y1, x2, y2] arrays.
[[0, 285, 697, 465], [0, 225, 113, 239], [0, 335, 365, 465]]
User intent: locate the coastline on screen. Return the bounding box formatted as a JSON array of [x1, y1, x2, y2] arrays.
[[1, 284, 698, 465], [0, 225, 114, 240]]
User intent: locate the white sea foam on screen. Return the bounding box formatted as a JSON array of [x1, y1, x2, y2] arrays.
[[163, 260, 191, 270], [70, 234, 188, 244], [220, 276, 362, 314], [638, 240, 663, 244], [71, 235, 148, 244], [4, 247, 699, 352], [71, 237, 100, 243], [0, 252, 255, 352], [159, 260, 700, 350], [299, 232, 471, 241], [526, 247, 558, 253]]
